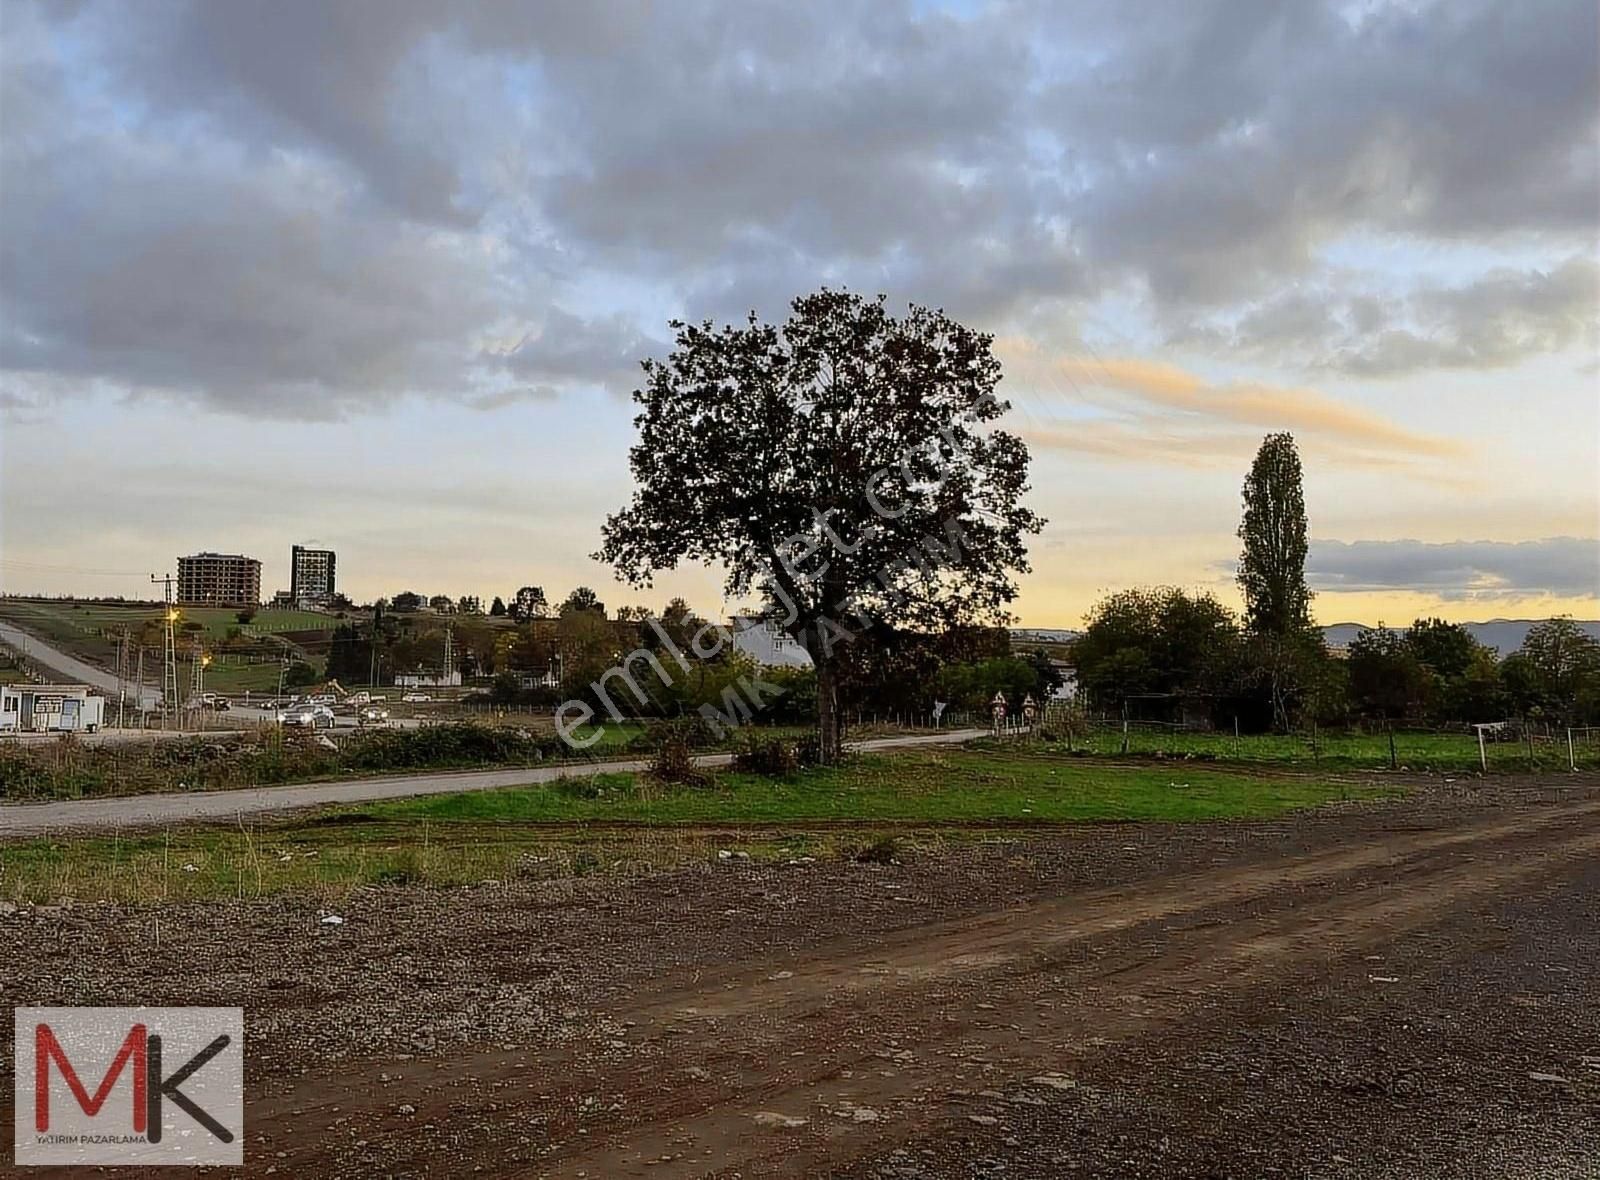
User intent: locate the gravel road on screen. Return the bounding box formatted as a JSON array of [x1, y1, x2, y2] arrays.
[[0, 729, 988, 836]]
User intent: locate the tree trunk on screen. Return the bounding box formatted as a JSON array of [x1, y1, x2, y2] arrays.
[[815, 656, 842, 764]]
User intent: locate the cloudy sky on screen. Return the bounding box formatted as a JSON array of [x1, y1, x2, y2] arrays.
[[2, 0, 1596, 626]]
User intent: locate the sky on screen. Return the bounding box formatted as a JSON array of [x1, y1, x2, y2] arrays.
[[1, 0, 1597, 628]]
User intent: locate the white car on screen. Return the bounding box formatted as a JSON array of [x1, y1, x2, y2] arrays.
[[401, 692, 432, 703], [278, 704, 335, 729], [357, 705, 390, 725]]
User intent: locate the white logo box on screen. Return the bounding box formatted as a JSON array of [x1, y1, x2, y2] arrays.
[[13, 1006, 244, 1167]]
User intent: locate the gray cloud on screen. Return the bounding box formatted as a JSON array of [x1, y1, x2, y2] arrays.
[[1183, 257, 1600, 376], [1058, 0, 1599, 307], [0, 0, 1595, 420], [1308, 537, 1600, 599]]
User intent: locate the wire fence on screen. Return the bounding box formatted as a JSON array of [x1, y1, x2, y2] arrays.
[[1032, 705, 1600, 773]]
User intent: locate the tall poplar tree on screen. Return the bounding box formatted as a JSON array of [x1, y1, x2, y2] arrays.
[[1237, 433, 1315, 730]]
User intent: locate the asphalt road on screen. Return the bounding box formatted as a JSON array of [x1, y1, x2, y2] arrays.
[[0, 617, 162, 708], [0, 728, 987, 836]]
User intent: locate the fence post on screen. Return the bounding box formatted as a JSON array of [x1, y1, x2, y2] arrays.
[[1569, 728, 1576, 773], [1477, 727, 1487, 773], [1526, 727, 1536, 771], [1388, 726, 1396, 771]]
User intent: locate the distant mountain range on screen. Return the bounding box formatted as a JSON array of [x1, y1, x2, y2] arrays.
[[1010, 628, 1082, 644], [1319, 619, 1600, 654], [1013, 619, 1600, 655]]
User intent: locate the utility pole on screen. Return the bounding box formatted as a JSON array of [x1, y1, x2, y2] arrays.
[[134, 647, 145, 730], [190, 640, 209, 729], [115, 628, 129, 729], [151, 574, 180, 730]]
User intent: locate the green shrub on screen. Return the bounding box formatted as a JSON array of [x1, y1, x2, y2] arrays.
[[856, 835, 900, 865], [338, 723, 562, 771], [732, 733, 800, 777], [648, 719, 711, 786], [795, 733, 824, 766]]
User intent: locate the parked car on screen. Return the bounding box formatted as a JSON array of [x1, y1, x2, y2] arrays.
[[401, 692, 433, 703], [305, 693, 337, 707], [278, 704, 335, 729]]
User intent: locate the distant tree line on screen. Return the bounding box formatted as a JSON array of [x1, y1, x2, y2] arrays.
[[1069, 433, 1600, 731], [1073, 593, 1600, 730]]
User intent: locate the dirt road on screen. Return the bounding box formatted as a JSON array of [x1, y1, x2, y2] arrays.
[[3, 779, 1596, 1176], [0, 729, 986, 836]]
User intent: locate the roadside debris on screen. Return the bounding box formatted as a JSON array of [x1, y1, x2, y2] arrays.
[[752, 1111, 808, 1129]]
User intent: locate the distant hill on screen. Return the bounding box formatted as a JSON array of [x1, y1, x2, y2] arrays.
[[1320, 619, 1600, 654], [1010, 628, 1082, 645], [1015, 619, 1600, 656]]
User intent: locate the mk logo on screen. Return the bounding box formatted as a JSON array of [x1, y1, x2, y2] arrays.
[[14, 1007, 244, 1167], [35, 1023, 236, 1142]]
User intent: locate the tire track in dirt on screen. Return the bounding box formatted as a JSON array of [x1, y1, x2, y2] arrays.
[[540, 825, 1600, 1177], [244, 797, 1600, 1177]]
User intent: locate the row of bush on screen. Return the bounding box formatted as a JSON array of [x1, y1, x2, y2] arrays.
[[0, 723, 591, 801], [0, 719, 830, 801]]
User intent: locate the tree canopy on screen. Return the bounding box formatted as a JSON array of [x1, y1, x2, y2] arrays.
[[1073, 587, 1243, 720], [598, 289, 1042, 759], [559, 586, 606, 617], [1238, 432, 1311, 636]]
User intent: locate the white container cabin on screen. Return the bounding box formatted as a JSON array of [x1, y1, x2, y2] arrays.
[[0, 684, 105, 733]]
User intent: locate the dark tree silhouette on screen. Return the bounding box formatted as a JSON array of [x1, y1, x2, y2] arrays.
[[1238, 432, 1311, 635], [598, 290, 1042, 761], [1237, 433, 1318, 731]]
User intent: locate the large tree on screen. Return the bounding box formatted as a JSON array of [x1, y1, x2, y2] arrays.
[[1074, 586, 1243, 715], [1513, 617, 1600, 724], [511, 585, 549, 620], [559, 586, 606, 617], [1347, 625, 1428, 720], [1238, 432, 1311, 635], [1405, 617, 1482, 679], [598, 290, 1042, 761], [1237, 433, 1318, 730]]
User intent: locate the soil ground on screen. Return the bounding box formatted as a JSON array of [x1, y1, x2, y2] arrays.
[[3, 773, 1598, 1177]]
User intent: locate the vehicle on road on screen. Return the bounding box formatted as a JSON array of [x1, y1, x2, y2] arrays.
[[278, 704, 335, 729], [357, 705, 390, 726], [401, 692, 432, 703]]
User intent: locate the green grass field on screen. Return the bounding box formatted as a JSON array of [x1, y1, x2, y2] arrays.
[[0, 598, 337, 640], [1052, 726, 1594, 773], [375, 749, 1387, 826], [0, 750, 1399, 903], [0, 598, 334, 693]]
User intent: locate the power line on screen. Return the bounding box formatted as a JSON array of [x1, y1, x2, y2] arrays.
[[0, 559, 151, 577]]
